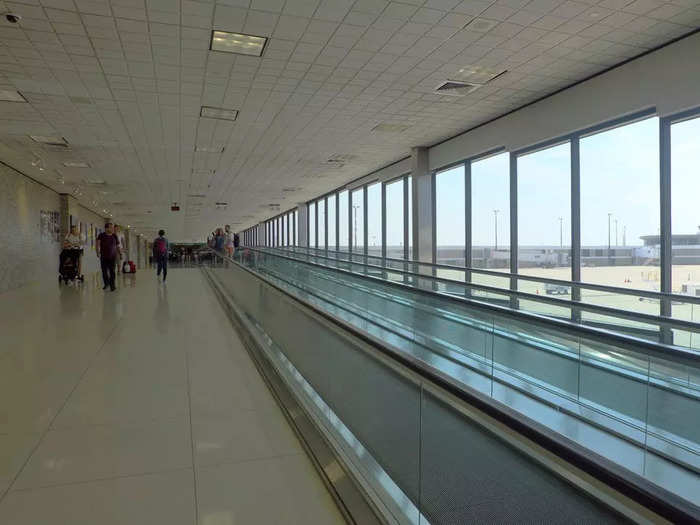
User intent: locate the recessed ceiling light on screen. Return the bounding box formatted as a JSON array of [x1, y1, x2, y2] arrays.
[[30, 135, 69, 146], [372, 122, 412, 133], [210, 31, 267, 57], [63, 161, 90, 168], [200, 106, 238, 121], [195, 145, 225, 153], [0, 90, 27, 102], [464, 18, 498, 33]]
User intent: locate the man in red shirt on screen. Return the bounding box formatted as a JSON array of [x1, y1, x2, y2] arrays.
[[96, 222, 121, 291]]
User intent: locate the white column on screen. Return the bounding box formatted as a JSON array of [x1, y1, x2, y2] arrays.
[[297, 202, 309, 247], [410, 147, 433, 263], [256, 222, 265, 246]]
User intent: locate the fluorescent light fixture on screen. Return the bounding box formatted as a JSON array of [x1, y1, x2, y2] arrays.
[[0, 90, 27, 102], [195, 145, 225, 153], [372, 122, 411, 133], [63, 161, 90, 168], [200, 106, 238, 121], [210, 31, 267, 57], [30, 135, 69, 146], [464, 18, 498, 33], [453, 65, 507, 84]]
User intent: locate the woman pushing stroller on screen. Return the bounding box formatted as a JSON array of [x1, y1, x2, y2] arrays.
[[59, 225, 84, 282]]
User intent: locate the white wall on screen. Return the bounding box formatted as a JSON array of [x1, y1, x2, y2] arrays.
[[429, 32, 700, 170]]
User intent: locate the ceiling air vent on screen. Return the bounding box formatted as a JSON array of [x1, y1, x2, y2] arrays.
[[435, 80, 481, 97]]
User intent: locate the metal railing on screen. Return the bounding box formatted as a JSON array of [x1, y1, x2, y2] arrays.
[[257, 245, 700, 351]]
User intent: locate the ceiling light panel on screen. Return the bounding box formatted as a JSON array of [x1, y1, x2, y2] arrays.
[[0, 90, 27, 102], [195, 145, 225, 153], [63, 161, 90, 168], [452, 66, 508, 85], [200, 106, 238, 121], [210, 31, 267, 57], [30, 135, 69, 146], [372, 123, 412, 133]]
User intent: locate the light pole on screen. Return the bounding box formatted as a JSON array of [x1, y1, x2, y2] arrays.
[[493, 209, 499, 250], [352, 204, 360, 250], [607, 212, 613, 252], [623, 225, 626, 247], [558, 217, 563, 248], [615, 218, 618, 247]]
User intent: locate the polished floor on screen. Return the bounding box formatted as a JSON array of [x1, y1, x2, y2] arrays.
[[0, 269, 344, 524]]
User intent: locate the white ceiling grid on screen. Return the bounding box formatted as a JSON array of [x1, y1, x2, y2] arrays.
[[0, 0, 697, 240]]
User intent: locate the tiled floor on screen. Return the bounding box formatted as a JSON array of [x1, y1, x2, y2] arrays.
[[0, 270, 344, 524]]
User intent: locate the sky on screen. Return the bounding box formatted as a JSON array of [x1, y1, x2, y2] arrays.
[[310, 115, 698, 250]]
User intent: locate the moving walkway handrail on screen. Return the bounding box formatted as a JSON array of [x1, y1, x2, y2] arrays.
[[239, 246, 700, 367], [207, 248, 700, 523], [278, 244, 700, 306], [259, 246, 700, 340]]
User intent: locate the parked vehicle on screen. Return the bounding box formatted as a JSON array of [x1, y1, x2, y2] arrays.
[[545, 282, 570, 295]]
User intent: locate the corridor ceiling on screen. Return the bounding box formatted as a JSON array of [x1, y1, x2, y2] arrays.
[[0, 0, 697, 241]]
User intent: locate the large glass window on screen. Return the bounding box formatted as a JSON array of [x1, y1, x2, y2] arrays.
[[367, 182, 382, 256], [351, 188, 364, 252], [472, 153, 510, 269], [327, 194, 336, 250], [581, 117, 659, 290], [308, 201, 316, 248], [386, 178, 404, 259], [517, 142, 571, 281], [318, 198, 326, 249], [435, 165, 466, 266], [339, 190, 349, 251], [671, 115, 700, 292]]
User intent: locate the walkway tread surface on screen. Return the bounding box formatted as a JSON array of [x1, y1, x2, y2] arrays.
[[0, 270, 344, 525]]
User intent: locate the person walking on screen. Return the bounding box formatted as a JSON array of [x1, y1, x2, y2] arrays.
[[153, 229, 169, 282], [214, 228, 225, 252], [224, 224, 234, 257], [96, 222, 121, 291]]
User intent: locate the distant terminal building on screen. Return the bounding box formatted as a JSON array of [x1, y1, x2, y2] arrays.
[[396, 231, 700, 269], [641, 232, 700, 265]]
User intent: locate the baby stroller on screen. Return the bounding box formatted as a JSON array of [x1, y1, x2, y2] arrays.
[[59, 249, 84, 284]]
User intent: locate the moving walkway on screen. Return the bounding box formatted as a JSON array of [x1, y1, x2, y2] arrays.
[[203, 247, 700, 524]]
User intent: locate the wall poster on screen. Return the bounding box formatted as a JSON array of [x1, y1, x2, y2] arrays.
[[40, 210, 61, 242]]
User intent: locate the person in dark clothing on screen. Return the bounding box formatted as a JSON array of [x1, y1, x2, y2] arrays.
[[153, 229, 169, 282], [96, 222, 121, 291], [214, 228, 225, 252]]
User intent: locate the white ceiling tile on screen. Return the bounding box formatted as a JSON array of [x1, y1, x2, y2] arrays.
[[283, 0, 320, 17], [251, 0, 285, 12], [75, 0, 111, 15], [623, 0, 666, 14], [314, 0, 353, 21]]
